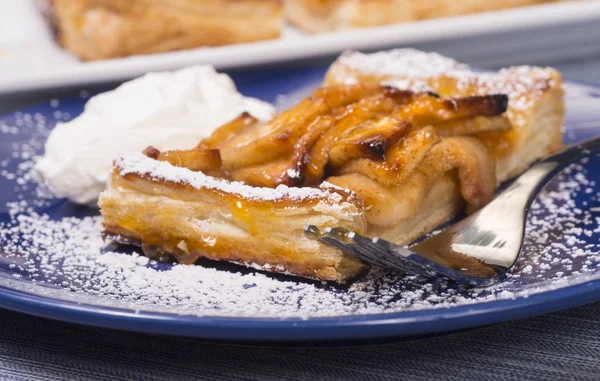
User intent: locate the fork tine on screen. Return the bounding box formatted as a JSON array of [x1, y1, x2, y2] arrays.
[[321, 228, 391, 268], [350, 233, 438, 277], [348, 233, 412, 269], [353, 233, 504, 285], [305, 225, 489, 285], [319, 236, 364, 259], [310, 225, 431, 274], [346, 241, 393, 269]]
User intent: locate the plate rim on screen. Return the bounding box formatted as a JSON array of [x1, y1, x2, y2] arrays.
[[0, 278, 599, 341], [0, 79, 600, 341]]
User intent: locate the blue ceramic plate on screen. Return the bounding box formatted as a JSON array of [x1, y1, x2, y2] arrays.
[[1, 67, 600, 341]]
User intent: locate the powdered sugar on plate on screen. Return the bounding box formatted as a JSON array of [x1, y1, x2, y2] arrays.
[[1, 90, 600, 320]]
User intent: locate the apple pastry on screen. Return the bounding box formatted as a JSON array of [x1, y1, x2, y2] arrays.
[[37, 0, 283, 61], [100, 80, 521, 282]]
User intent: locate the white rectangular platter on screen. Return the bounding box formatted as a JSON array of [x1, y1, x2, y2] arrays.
[[1, 0, 600, 94]]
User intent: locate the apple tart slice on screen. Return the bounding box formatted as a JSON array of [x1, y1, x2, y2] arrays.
[[100, 83, 508, 282], [38, 0, 283, 61]]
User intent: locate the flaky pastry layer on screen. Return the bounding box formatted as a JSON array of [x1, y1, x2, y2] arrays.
[[100, 153, 367, 283]]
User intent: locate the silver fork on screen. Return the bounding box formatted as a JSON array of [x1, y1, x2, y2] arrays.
[[305, 136, 600, 286]]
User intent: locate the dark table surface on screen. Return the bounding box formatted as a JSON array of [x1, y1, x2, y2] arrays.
[[2, 303, 600, 381], [1, 55, 600, 381]]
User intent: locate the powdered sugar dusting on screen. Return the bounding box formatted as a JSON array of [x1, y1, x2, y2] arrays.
[[381, 79, 434, 94], [339, 49, 469, 78], [338, 49, 557, 121], [116, 152, 350, 205]]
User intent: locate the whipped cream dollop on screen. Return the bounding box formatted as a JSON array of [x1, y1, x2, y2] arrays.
[[33, 65, 275, 205]]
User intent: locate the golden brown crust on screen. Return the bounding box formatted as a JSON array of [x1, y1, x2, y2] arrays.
[[45, 0, 283, 60]]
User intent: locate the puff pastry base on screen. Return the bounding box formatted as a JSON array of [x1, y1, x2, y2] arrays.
[[100, 153, 368, 283]]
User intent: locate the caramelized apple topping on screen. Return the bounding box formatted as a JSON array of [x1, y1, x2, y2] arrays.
[[141, 84, 508, 222], [142, 146, 223, 177]]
